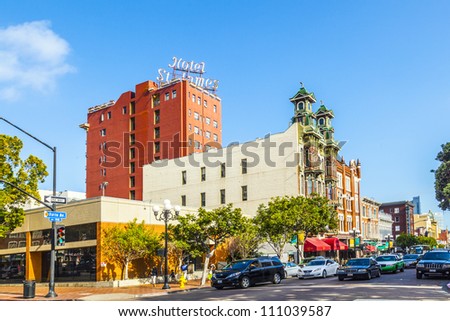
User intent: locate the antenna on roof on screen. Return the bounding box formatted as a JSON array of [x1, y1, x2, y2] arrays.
[[300, 82, 304, 88]]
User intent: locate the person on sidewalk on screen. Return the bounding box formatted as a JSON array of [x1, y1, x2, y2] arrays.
[[151, 266, 158, 287]]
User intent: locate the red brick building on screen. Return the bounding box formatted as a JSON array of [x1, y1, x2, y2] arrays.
[[379, 201, 415, 239], [80, 79, 222, 200]]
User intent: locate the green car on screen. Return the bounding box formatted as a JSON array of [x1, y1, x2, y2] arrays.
[[375, 255, 404, 273]]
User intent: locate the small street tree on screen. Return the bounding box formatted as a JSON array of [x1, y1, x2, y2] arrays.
[[0, 135, 48, 237], [226, 216, 261, 261], [102, 219, 160, 280], [394, 233, 418, 250], [432, 142, 450, 211]]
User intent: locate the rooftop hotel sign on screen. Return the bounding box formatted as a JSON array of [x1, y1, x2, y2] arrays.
[[157, 56, 219, 91]]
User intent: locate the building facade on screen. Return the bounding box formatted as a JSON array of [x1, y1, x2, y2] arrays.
[[80, 78, 222, 201], [360, 197, 381, 240], [144, 85, 362, 239], [411, 196, 421, 214], [378, 210, 394, 240], [380, 201, 415, 239]]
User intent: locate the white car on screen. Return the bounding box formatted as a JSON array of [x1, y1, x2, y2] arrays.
[[298, 259, 339, 279], [283, 262, 301, 278]]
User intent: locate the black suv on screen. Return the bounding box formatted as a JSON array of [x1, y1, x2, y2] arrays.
[[210, 257, 285, 289], [416, 249, 450, 279]]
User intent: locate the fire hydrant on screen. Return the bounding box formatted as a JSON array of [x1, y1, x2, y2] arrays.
[[179, 275, 187, 289]]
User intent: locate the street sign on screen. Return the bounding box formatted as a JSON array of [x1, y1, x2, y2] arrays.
[[44, 211, 67, 220], [44, 195, 67, 204]]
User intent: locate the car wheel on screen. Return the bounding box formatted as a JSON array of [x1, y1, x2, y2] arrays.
[[400, 265, 404, 272], [214, 286, 224, 290], [376, 269, 381, 278], [272, 273, 282, 284], [322, 270, 327, 278], [416, 272, 422, 279], [240, 276, 251, 289], [366, 272, 372, 280], [338, 275, 345, 281]]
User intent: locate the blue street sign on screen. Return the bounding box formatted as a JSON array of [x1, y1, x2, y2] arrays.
[[44, 211, 67, 220]]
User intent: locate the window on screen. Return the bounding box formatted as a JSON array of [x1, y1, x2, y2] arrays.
[[188, 124, 192, 131], [130, 117, 136, 131], [337, 172, 343, 188], [130, 102, 136, 114], [154, 142, 160, 153], [181, 195, 186, 206], [197, 97, 201, 105], [130, 190, 135, 200], [318, 118, 325, 126], [205, 131, 211, 139], [213, 134, 218, 142], [241, 158, 247, 174], [130, 162, 135, 174], [201, 192, 206, 207], [204, 100, 207, 107], [213, 120, 218, 128], [153, 94, 160, 106], [122, 106, 127, 114], [172, 90, 177, 98], [395, 216, 400, 223], [220, 189, 226, 204], [130, 176, 135, 188], [154, 127, 160, 139], [182, 171, 187, 185], [192, 94, 196, 103], [345, 176, 351, 190], [154, 110, 160, 124], [241, 186, 248, 201], [194, 126, 199, 134], [395, 226, 400, 232], [394, 208, 400, 214], [100, 129, 106, 136], [221, 162, 226, 177], [107, 111, 112, 119], [201, 167, 206, 181], [194, 140, 201, 149], [194, 112, 199, 120], [100, 114, 104, 122], [165, 92, 170, 101], [213, 105, 217, 113], [205, 117, 211, 125], [188, 109, 191, 116]]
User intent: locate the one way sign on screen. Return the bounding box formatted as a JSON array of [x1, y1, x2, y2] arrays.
[[44, 195, 67, 204]]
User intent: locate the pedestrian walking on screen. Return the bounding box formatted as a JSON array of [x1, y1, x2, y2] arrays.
[[151, 266, 158, 287]]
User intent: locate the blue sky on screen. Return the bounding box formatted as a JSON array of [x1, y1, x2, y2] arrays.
[[0, 1, 449, 227]]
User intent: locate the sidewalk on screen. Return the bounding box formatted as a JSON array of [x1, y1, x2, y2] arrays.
[[0, 280, 208, 301]]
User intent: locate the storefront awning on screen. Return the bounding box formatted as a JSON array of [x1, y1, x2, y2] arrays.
[[322, 237, 348, 251], [304, 238, 332, 252], [366, 245, 376, 252]]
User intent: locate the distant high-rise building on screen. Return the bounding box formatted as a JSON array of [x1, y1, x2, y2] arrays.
[[412, 196, 421, 214]]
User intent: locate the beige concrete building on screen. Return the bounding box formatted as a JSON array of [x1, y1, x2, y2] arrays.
[[361, 197, 381, 240]]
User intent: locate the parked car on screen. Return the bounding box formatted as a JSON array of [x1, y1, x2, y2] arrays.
[[336, 258, 381, 281], [210, 256, 285, 289], [299, 256, 325, 267], [283, 262, 301, 278], [375, 255, 405, 273], [402, 254, 422, 268], [298, 259, 339, 279], [416, 249, 450, 279]]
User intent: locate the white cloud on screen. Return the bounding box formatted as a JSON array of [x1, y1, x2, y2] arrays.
[[0, 20, 75, 101]]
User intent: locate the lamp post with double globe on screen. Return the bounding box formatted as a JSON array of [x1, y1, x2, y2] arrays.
[[152, 199, 180, 289]]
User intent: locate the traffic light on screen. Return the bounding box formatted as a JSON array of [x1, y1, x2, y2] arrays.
[[56, 225, 65, 246]]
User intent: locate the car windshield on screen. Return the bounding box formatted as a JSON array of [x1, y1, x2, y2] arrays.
[[376, 256, 396, 261], [403, 254, 419, 260], [307, 260, 326, 266], [346, 259, 369, 266], [223, 260, 251, 270], [422, 252, 450, 261]]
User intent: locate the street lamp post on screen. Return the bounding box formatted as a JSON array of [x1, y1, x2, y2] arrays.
[[0, 116, 58, 297], [152, 199, 180, 289], [385, 234, 392, 253], [352, 228, 360, 258]]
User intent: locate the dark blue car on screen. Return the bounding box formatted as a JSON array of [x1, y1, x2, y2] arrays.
[[337, 258, 381, 280]]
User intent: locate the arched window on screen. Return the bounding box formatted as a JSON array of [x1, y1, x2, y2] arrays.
[[296, 102, 304, 111]]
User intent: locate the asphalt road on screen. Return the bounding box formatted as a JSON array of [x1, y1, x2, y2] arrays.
[[138, 268, 450, 301]]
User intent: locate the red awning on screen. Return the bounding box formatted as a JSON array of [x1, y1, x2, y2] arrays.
[[322, 237, 348, 250], [366, 245, 376, 252], [304, 238, 332, 252]]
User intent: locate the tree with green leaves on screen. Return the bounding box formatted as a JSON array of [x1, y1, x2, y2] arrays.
[[254, 194, 338, 260], [432, 142, 450, 211], [226, 216, 262, 261], [102, 219, 160, 280], [169, 204, 245, 285], [417, 235, 438, 248], [0, 135, 48, 238], [394, 233, 418, 250]]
